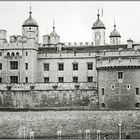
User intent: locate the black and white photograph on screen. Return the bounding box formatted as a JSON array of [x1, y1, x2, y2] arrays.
[[0, 1, 139, 139]]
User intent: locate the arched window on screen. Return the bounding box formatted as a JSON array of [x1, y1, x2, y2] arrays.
[[7, 52, 10, 57], [101, 103, 105, 108], [16, 52, 19, 56], [11, 52, 15, 56]]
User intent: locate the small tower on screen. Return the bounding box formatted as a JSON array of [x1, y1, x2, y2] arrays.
[[49, 20, 60, 44], [91, 9, 106, 46], [0, 29, 7, 44], [109, 20, 121, 45], [22, 6, 39, 43]]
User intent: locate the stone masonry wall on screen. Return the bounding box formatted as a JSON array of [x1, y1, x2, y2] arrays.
[[0, 83, 98, 108]]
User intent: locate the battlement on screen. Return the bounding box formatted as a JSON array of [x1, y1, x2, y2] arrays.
[[64, 42, 93, 47], [96, 48, 140, 58], [96, 49, 140, 69], [39, 42, 94, 48]]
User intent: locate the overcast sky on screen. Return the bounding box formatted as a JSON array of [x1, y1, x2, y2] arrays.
[[0, 1, 140, 44]]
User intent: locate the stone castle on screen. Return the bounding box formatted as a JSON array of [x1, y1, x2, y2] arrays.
[[0, 6, 139, 110]]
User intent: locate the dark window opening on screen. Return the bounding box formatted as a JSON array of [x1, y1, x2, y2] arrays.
[[73, 63, 78, 71], [135, 103, 140, 107], [58, 77, 64, 83], [136, 88, 139, 95], [44, 63, 49, 71], [25, 63, 28, 70], [0, 63, 2, 70], [44, 77, 49, 83], [58, 63, 64, 71], [101, 103, 105, 108], [0, 77, 2, 83], [73, 76, 78, 83], [25, 77, 28, 83], [10, 76, 18, 83], [87, 63, 93, 70], [87, 76, 93, 82], [10, 61, 18, 70], [102, 88, 104, 95], [118, 71, 123, 79]]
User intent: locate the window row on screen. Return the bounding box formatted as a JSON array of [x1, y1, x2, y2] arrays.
[[0, 62, 28, 70], [6, 52, 28, 57], [44, 62, 93, 71], [101, 87, 140, 95], [44, 76, 93, 83], [0, 76, 29, 84]]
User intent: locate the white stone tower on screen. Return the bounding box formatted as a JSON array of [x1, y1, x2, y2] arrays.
[[21, 6, 39, 83], [91, 9, 106, 46], [22, 6, 39, 43], [109, 21, 121, 45]]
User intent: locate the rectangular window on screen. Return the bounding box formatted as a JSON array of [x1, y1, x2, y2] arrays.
[[10, 61, 18, 70], [44, 77, 49, 83], [0, 77, 2, 83], [25, 77, 28, 83], [118, 71, 123, 79], [73, 76, 78, 83], [87, 63, 93, 70], [136, 88, 139, 95], [10, 76, 18, 83], [87, 76, 93, 82], [102, 88, 104, 95], [58, 77, 64, 83], [0, 63, 2, 70], [44, 63, 49, 71], [25, 63, 28, 70], [26, 52, 28, 56], [58, 63, 64, 71], [73, 63, 78, 71]]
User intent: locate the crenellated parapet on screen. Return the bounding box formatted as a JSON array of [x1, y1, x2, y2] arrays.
[[96, 48, 140, 69]]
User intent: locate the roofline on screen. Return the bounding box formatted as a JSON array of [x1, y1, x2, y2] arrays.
[[22, 25, 39, 27], [109, 35, 121, 37], [91, 27, 106, 29]]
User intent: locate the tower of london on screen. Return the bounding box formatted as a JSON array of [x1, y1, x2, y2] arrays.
[[0, 6, 139, 110]]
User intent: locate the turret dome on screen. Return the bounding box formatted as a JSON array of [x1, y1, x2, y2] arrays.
[[50, 21, 60, 38], [109, 24, 121, 37], [22, 10, 38, 27], [92, 13, 105, 29]]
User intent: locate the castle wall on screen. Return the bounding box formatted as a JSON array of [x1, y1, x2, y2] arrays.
[[37, 53, 97, 83], [97, 49, 140, 109], [0, 83, 98, 108]]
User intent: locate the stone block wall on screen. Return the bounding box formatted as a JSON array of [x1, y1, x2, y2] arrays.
[[0, 82, 98, 108], [98, 68, 140, 109]]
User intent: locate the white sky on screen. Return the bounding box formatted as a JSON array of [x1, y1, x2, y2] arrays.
[[0, 1, 140, 44]]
